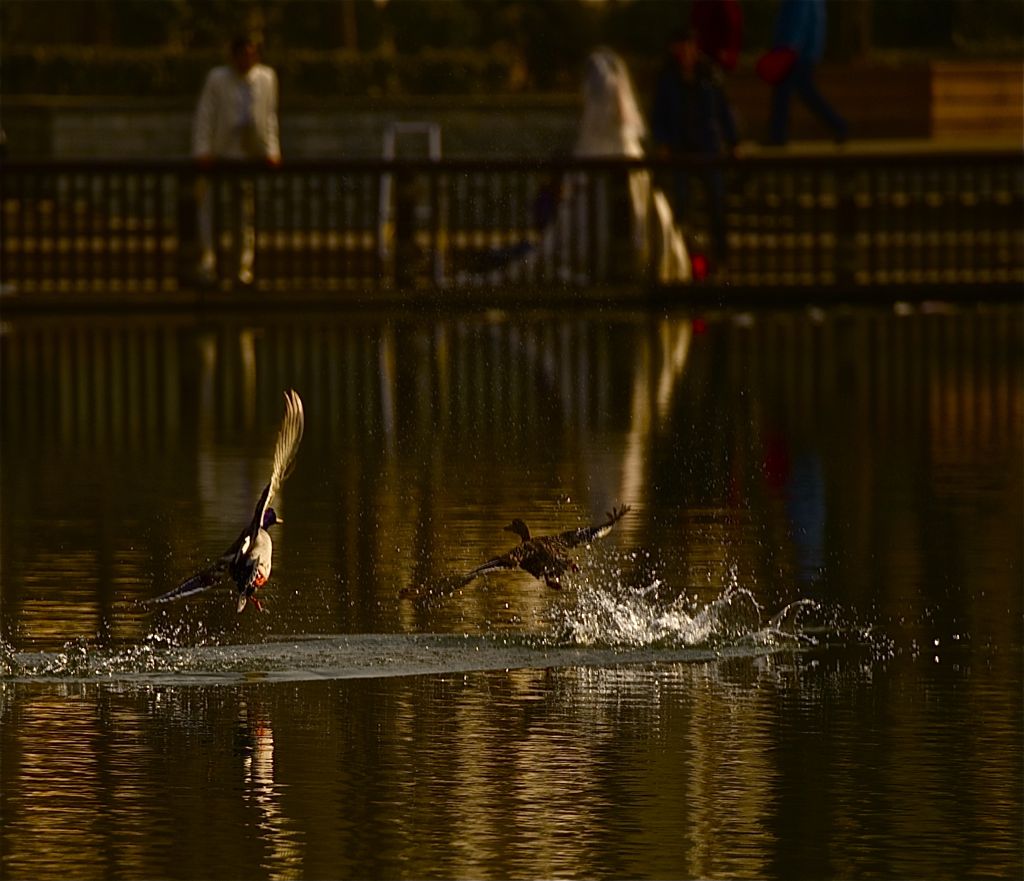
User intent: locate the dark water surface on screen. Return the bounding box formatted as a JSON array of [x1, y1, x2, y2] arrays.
[[1, 302, 1021, 880]]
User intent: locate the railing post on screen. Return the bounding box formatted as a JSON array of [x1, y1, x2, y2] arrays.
[[393, 167, 419, 289], [0, 153, 1020, 299], [835, 166, 858, 289]]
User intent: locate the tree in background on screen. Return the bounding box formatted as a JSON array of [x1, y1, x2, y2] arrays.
[[1, 0, 1020, 98]]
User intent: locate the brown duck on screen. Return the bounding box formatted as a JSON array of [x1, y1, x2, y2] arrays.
[[461, 505, 631, 590]]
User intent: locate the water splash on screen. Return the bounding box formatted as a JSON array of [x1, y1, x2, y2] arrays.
[[0, 637, 17, 677], [2, 563, 877, 682], [3, 632, 202, 679], [1, 632, 769, 685], [554, 574, 823, 651]]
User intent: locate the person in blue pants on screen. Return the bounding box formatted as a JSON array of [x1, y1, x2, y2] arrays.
[[769, 0, 848, 145]]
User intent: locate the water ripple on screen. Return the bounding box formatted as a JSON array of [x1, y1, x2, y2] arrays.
[[0, 584, 863, 685]]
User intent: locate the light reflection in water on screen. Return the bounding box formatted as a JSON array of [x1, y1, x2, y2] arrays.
[[2, 650, 1019, 880], [0, 307, 1019, 641], [0, 303, 1020, 879], [237, 700, 305, 880]]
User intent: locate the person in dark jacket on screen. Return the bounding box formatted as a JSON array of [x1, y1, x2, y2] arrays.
[[691, 0, 744, 73], [650, 25, 738, 266], [768, 0, 848, 145]]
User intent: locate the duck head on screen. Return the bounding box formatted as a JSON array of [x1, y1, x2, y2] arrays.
[[262, 507, 282, 529], [503, 518, 531, 542]]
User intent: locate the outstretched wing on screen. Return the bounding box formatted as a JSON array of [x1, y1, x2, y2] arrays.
[[459, 552, 520, 587], [556, 504, 632, 548], [399, 572, 471, 606], [148, 559, 230, 605], [149, 516, 252, 606], [248, 389, 305, 541]]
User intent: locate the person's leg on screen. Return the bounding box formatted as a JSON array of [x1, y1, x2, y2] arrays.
[[791, 61, 848, 141], [670, 167, 691, 228], [195, 177, 216, 282], [237, 179, 256, 286], [702, 168, 728, 263], [769, 74, 796, 145]]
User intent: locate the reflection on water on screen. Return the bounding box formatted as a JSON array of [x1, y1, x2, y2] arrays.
[[237, 699, 306, 880], [2, 651, 1020, 880], [1, 302, 1021, 879], [2, 305, 1019, 645]]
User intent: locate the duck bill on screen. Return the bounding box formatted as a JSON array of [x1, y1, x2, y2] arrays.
[[236, 594, 248, 613]]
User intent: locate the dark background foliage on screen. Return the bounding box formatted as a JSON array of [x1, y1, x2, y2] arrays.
[[1, 0, 1021, 96]]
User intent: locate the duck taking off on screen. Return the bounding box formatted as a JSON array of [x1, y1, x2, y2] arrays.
[[151, 389, 305, 613], [461, 505, 631, 591]]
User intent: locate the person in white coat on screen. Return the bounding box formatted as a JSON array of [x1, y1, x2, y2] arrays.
[[193, 35, 280, 287], [573, 48, 691, 284]]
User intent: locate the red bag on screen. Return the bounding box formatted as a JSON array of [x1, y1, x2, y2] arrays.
[[756, 47, 797, 85]]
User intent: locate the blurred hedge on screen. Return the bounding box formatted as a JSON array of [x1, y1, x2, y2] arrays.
[[2, 0, 1019, 99], [0, 46, 540, 98]]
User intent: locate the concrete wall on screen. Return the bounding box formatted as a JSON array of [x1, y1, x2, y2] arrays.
[[2, 96, 581, 160], [2, 62, 1020, 160]]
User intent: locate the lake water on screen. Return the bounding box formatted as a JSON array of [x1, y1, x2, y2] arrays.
[[1, 301, 1021, 880]]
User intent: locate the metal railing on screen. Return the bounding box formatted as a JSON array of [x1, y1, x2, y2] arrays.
[[2, 151, 1021, 299]]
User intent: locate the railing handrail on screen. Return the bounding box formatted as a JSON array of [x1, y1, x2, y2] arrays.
[[2, 147, 1022, 176], [3, 146, 1020, 298]]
